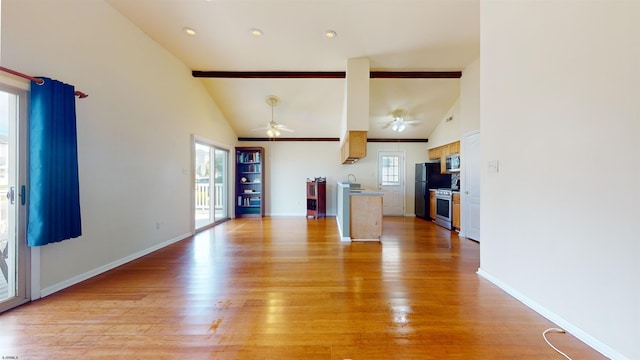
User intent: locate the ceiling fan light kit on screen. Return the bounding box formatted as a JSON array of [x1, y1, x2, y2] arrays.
[[391, 121, 407, 132], [390, 109, 410, 132], [263, 95, 293, 138]]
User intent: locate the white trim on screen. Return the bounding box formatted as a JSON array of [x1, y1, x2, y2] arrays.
[[39, 232, 192, 298], [477, 268, 628, 360], [461, 128, 480, 141], [192, 135, 233, 232], [30, 247, 41, 300], [460, 129, 480, 241], [0, 75, 31, 90], [335, 216, 351, 242]]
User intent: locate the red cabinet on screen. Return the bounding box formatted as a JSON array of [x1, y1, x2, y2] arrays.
[[306, 178, 326, 218]]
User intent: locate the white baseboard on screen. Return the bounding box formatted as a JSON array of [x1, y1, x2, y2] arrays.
[[30, 247, 41, 300], [39, 232, 192, 298], [477, 268, 628, 360]]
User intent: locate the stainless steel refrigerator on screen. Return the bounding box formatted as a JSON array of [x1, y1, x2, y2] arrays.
[[415, 162, 451, 220]]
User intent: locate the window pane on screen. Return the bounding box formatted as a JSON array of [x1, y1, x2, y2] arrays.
[[381, 156, 400, 185]]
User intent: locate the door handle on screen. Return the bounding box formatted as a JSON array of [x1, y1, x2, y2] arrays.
[[6, 186, 15, 204]]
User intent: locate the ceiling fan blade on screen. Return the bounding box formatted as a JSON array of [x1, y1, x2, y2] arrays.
[[274, 124, 294, 131]]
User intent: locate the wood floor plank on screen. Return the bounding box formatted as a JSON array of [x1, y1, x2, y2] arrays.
[[0, 217, 606, 359]]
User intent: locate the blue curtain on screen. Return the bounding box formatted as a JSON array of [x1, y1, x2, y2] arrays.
[[27, 77, 82, 247]]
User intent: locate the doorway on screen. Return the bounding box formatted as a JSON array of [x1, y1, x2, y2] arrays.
[[377, 151, 405, 216], [194, 139, 229, 230], [462, 130, 480, 241], [0, 85, 30, 313]]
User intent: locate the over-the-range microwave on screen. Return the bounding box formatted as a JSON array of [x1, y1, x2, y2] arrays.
[[446, 154, 460, 172]]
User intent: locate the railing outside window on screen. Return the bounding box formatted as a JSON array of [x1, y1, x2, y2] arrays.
[[195, 182, 224, 210]]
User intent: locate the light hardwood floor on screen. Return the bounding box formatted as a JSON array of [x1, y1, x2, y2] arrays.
[[0, 217, 605, 359]]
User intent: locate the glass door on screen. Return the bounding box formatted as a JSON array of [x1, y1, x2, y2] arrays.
[[194, 140, 228, 230], [213, 148, 228, 221], [0, 85, 29, 313]]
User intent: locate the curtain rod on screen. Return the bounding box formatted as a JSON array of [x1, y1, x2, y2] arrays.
[[0, 66, 88, 98]]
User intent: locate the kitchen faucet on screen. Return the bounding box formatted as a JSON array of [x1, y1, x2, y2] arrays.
[[347, 174, 356, 183]]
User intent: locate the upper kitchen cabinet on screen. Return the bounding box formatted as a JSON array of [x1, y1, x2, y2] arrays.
[[341, 131, 367, 164], [428, 141, 460, 173]]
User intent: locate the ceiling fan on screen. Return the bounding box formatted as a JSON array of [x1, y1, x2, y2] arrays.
[[254, 95, 294, 138], [383, 109, 421, 132]]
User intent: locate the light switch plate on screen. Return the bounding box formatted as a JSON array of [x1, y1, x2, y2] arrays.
[[488, 160, 499, 173]]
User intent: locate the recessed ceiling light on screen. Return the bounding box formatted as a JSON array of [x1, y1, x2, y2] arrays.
[[183, 27, 196, 36], [249, 28, 263, 37], [323, 30, 337, 39]]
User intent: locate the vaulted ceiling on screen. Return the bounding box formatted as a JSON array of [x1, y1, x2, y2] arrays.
[[106, 0, 480, 139]]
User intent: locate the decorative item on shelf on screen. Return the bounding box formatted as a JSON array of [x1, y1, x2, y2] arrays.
[[244, 189, 253, 193], [306, 177, 326, 183], [241, 177, 247, 183]]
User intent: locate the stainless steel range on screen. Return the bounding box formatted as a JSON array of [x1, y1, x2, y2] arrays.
[[435, 189, 453, 230]]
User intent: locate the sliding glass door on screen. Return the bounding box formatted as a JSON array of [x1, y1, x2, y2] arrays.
[[194, 140, 229, 230], [0, 85, 29, 313]]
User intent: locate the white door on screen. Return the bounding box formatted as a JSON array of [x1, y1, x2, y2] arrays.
[[0, 85, 30, 313], [462, 131, 481, 241], [377, 151, 405, 216]]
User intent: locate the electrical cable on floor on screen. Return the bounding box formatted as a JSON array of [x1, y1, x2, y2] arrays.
[[542, 328, 573, 360]]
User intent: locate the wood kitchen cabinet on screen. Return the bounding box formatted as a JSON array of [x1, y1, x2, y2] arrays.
[[449, 141, 460, 154], [429, 190, 436, 220], [428, 147, 441, 161], [428, 141, 461, 173], [350, 195, 382, 241], [452, 193, 461, 230], [341, 131, 367, 164]]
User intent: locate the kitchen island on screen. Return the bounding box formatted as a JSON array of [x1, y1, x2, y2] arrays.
[[336, 181, 383, 241]]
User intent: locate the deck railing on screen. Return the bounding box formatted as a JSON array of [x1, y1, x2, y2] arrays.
[[195, 182, 224, 210]]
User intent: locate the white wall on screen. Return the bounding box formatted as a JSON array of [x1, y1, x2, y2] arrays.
[[2, 0, 237, 293], [238, 141, 431, 216], [460, 58, 480, 135], [480, 1, 639, 359], [427, 58, 480, 147], [426, 99, 461, 149]]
